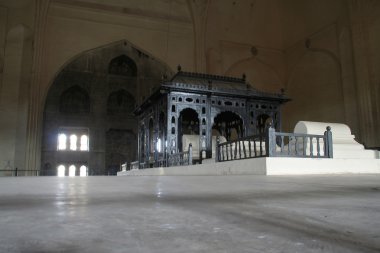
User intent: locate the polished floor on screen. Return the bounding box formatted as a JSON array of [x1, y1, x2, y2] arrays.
[[0, 175, 379, 253]]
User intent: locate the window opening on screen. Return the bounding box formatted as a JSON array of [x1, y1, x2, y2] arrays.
[[69, 165, 76, 177], [57, 165, 65, 177], [58, 134, 67, 150], [70, 135, 77, 151], [80, 135, 89, 151], [80, 165, 87, 177]]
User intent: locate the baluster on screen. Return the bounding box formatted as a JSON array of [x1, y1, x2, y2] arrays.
[[295, 137, 298, 156], [242, 139, 246, 158], [238, 141, 242, 159], [231, 142, 234, 159], [234, 141, 238, 159], [248, 139, 252, 158], [303, 137, 306, 156], [280, 136, 284, 153], [317, 137, 320, 157], [253, 139, 257, 157], [229, 143, 232, 160], [259, 137, 263, 156], [229, 143, 231, 160], [310, 137, 313, 156]]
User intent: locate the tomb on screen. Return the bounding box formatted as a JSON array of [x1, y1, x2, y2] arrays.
[[119, 120, 380, 176], [134, 67, 290, 168], [294, 121, 379, 159]]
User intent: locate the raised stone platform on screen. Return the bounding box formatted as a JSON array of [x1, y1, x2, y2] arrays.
[[119, 121, 380, 176], [118, 157, 380, 176]]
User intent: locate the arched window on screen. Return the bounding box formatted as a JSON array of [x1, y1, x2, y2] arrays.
[[58, 134, 67, 150], [69, 165, 76, 177], [70, 135, 77, 151], [80, 135, 89, 151], [80, 165, 87, 177], [57, 165, 65, 177]]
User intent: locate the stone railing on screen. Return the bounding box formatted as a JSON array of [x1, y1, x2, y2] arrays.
[[216, 126, 333, 162], [130, 161, 140, 170], [167, 144, 193, 167]]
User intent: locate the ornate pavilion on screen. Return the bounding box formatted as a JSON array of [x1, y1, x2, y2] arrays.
[[134, 67, 290, 167]]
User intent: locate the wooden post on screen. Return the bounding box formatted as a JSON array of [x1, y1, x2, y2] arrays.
[[215, 136, 220, 162], [188, 143, 193, 165], [324, 126, 333, 158]]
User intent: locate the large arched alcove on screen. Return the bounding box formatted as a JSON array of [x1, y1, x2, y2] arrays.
[[42, 41, 171, 175], [108, 55, 137, 77]]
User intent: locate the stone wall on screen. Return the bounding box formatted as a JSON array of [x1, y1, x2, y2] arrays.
[[0, 0, 379, 173]]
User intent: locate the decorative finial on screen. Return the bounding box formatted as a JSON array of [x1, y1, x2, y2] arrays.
[[305, 38, 311, 49], [280, 88, 285, 95], [177, 65, 182, 72], [242, 73, 246, 81], [326, 126, 331, 131]]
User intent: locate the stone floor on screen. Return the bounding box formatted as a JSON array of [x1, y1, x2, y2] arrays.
[[0, 175, 379, 253]]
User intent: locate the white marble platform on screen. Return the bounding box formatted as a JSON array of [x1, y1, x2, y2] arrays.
[[118, 157, 380, 176]]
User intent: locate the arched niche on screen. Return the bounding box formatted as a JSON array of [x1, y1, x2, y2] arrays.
[[256, 114, 273, 134], [178, 108, 199, 151], [108, 55, 137, 76], [59, 85, 90, 114], [212, 111, 243, 141], [107, 89, 135, 115]]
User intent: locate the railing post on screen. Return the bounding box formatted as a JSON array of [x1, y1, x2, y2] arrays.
[[188, 143, 193, 165], [215, 136, 220, 162], [324, 126, 333, 158], [265, 125, 275, 157]]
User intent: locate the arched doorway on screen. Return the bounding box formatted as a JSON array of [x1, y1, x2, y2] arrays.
[[213, 111, 243, 141], [178, 108, 199, 152]]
